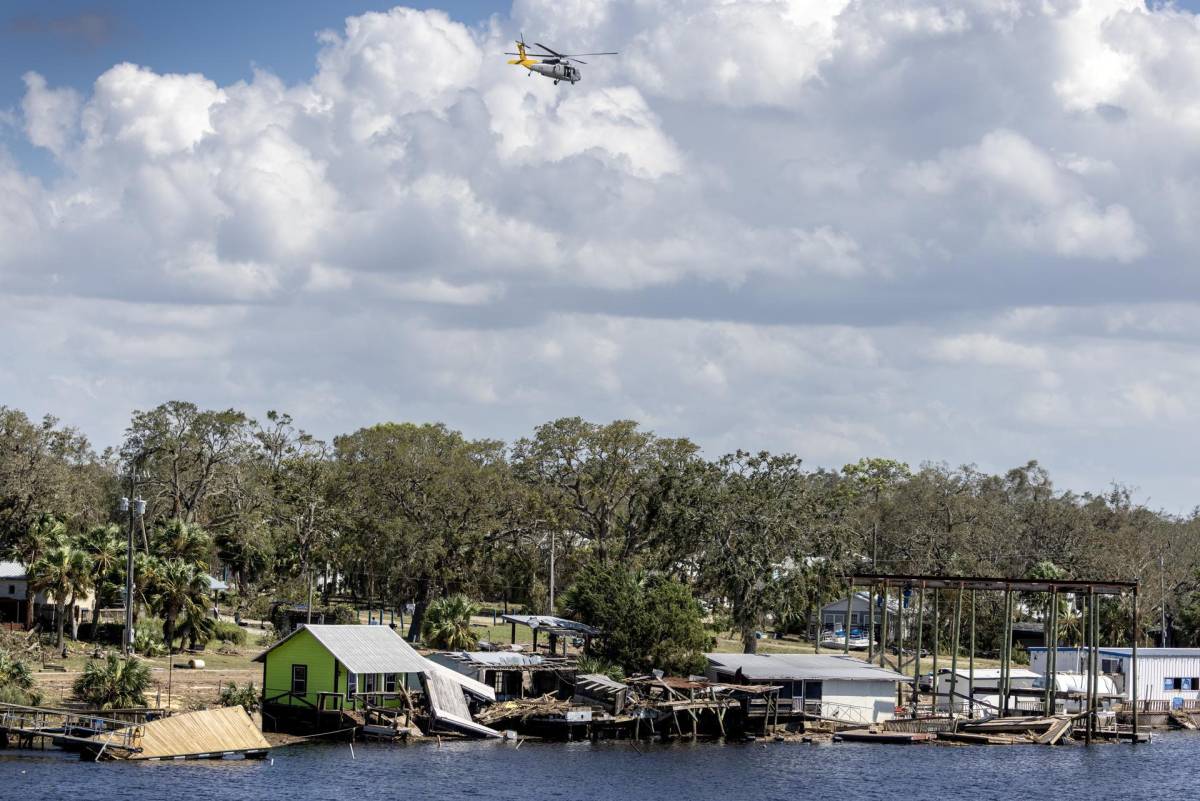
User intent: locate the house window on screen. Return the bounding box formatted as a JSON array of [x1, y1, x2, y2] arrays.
[[347, 672, 358, 695], [7, 585, 13, 596], [364, 673, 378, 693], [291, 664, 308, 696], [384, 674, 397, 693]]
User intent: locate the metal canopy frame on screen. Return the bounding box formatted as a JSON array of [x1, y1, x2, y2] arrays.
[[850, 573, 1136, 595], [845, 571, 1141, 744]]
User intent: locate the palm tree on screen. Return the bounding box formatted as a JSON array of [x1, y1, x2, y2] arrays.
[[73, 654, 151, 710], [5, 515, 65, 630], [176, 594, 216, 650], [153, 519, 214, 566], [148, 558, 211, 653], [420, 594, 480, 650], [77, 524, 124, 640], [30, 542, 92, 649]]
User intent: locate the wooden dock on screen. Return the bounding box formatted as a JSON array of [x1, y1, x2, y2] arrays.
[[835, 729, 935, 744], [0, 703, 144, 754], [85, 706, 271, 761]]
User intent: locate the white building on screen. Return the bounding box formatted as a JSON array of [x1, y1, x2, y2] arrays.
[[705, 652, 910, 724], [933, 667, 1040, 715], [0, 561, 96, 634], [1029, 647, 1200, 703]]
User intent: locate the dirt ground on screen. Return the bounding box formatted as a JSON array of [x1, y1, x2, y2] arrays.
[[29, 635, 265, 712]]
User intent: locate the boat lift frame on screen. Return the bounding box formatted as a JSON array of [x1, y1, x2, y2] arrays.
[[843, 573, 1141, 744]]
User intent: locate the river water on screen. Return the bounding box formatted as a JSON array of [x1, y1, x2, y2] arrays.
[[0, 734, 1190, 800]]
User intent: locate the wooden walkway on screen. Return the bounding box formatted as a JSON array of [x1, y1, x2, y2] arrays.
[[0, 703, 142, 753]]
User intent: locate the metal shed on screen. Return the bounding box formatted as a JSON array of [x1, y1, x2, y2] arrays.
[[705, 653, 910, 724]]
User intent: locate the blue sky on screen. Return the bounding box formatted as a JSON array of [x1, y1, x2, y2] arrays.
[[4, 1, 1200, 511], [0, 1, 503, 175], [0, 2, 502, 115]]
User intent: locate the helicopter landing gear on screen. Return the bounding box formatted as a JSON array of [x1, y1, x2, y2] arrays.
[[553, 80, 559, 85]]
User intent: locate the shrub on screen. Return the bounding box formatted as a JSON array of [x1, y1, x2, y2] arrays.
[[74, 654, 151, 710], [576, 655, 625, 683], [421, 595, 480, 650], [214, 620, 247, 645], [218, 681, 260, 712], [0, 651, 41, 706]]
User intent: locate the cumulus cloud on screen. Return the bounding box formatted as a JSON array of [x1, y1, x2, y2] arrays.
[[4, 1, 1200, 509]]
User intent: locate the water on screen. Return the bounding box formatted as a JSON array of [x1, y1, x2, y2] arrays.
[[0, 734, 1190, 801]]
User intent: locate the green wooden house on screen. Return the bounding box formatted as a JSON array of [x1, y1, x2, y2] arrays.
[[254, 624, 495, 715]]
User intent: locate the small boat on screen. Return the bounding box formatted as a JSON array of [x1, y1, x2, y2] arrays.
[[820, 628, 871, 650]]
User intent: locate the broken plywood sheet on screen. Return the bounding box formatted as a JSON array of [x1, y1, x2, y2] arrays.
[[92, 706, 271, 760], [421, 671, 500, 739]]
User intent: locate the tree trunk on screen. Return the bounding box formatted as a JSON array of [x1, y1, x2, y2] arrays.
[[68, 594, 79, 640], [55, 601, 65, 649], [742, 628, 758, 654], [90, 600, 102, 642], [406, 578, 432, 642], [164, 606, 177, 654], [24, 584, 35, 630]]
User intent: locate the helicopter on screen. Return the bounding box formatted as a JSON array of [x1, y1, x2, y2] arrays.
[[505, 38, 618, 85]]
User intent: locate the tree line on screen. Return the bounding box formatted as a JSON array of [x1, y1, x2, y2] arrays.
[[3, 401, 1200, 669]]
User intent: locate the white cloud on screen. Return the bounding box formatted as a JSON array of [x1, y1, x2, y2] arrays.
[[22, 72, 81, 157], [80, 63, 225, 157], [931, 333, 1048, 370], [5, 1, 1200, 510]]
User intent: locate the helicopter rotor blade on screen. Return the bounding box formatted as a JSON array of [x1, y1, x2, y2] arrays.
[[569, 58, 587, 64], [534, 42, 566, 58]]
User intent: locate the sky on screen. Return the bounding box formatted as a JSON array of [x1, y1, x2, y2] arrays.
[[2, 0, 1200, 512]]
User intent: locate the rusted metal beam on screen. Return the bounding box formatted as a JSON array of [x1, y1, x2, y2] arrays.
[[849, 573, 1134, 595]]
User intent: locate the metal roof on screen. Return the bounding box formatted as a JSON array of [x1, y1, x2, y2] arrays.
[[936, 667, 1039, 680], [576, 673, 628, 693], [254, 625, 496, 701], [1027, 646, 1200, 658], [706, 653, 911, 683], [0, 561, 27, 580], [1099, 647, 1200, 658], [439, 651, 549, 667], [501, 614, 599, 636]]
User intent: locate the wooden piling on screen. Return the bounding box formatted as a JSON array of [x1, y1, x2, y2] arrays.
[[1000, 588, 1013, 716], [969, 589, 976, 717], [949, 584, 962, 717], [1085, 590, 1093, 745], [912, 585, 924, 716], [932, 589, 940, 711], [844, 577, 853, 655], [1090, 590, 1100, 740], [1046, 587, 1058, 715], [867, 584, 875, 662], [1132, 586, 1139, 742], [880, 582, 890, 669]]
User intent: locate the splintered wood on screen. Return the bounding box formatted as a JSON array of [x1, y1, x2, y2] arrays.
[[474, 694, 570, 725]]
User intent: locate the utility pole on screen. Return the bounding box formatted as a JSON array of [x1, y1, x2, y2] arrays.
[[119, 489, 146, 657], [1160, 548, 1168, 648], [548, 531, 556, 615]]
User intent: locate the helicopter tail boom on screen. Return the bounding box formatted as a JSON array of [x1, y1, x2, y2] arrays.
[[507, 41, 538, 68]]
